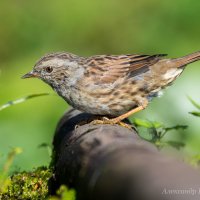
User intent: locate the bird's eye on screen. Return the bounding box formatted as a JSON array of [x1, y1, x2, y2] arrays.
[[45, 66, 53, 73]]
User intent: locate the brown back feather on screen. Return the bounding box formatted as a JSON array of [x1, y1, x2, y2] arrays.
[[85, 54, 167, 84]]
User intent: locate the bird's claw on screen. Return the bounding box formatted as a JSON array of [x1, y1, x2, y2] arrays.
[[90, 117, 133, 130]]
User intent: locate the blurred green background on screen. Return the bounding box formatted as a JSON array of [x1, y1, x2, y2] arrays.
[[1, 0, 200, 170]]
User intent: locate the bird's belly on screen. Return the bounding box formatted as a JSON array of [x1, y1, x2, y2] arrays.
[[67, 88, 138, 116], [71, 97, 137, 116]]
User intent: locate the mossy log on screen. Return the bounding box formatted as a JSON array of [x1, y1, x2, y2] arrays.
[[51, 109, 200, 200]]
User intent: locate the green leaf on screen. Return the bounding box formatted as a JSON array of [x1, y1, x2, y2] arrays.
[[60, 185, 76, 200], [49, 185, 76, 200], [189, 111, 200, 117], [188, 96, 200, 110], [165, 140, 185, 150], [153, 140, 185, 150], [38, 143, 51, 148], [165, 125, 188, 132], [133, 118, 163, 128], [0, 93, 51, 111]]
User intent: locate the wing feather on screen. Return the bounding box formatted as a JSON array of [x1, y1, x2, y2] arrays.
[[84, 54, 167, 84]]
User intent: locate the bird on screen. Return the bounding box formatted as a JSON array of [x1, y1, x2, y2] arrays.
[[22, 51, 200, 124]]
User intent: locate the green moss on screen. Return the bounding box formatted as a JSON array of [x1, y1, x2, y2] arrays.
[[0, 167, 76, 200], [0, 167, 52, 200]]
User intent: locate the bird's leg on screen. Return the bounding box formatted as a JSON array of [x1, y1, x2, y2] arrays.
[[91, 101, 148, 129], [110, 102, 148, 124]]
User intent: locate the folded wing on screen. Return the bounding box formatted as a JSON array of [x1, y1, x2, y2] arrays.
[[85, 54, 167, 84]]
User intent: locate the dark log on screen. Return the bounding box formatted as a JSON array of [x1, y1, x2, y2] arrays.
[[51, 109, 200, 200]]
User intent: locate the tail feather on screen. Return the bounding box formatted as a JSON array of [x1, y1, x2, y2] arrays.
[[172, 51, 200, 67]]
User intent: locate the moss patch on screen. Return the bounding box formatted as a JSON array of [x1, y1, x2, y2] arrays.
[[0, 167, 52, 200]]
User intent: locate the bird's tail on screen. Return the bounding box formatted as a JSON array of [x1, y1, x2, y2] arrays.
[[172, 51, 200, 68]]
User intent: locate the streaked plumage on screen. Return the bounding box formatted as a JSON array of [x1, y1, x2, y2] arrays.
[[22, 51, 200, 119]]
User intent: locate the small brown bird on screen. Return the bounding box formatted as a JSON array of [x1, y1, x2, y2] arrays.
[[22, 51, 200, 123]]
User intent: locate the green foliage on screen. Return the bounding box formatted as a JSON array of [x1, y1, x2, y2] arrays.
[[189, 112, 200, 117], [132, 118, 163, 129], [0, 93, 51, 112], [133, 118, 187, 149], [188, 96, 200, 110], [188, 96, 200, 117], [49, 185, 76, 200], [0, 147, 22, 194]]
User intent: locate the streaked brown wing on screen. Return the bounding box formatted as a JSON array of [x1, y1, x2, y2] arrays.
[[85, 54, 167, 84]]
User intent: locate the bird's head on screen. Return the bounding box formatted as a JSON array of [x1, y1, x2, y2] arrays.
[[22, 52, 84, 88]]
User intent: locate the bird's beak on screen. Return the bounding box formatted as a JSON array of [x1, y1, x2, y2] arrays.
[[21, 71, 38, 79]]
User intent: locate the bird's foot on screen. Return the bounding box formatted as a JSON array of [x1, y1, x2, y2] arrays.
[[90, 117, 133, 129]]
